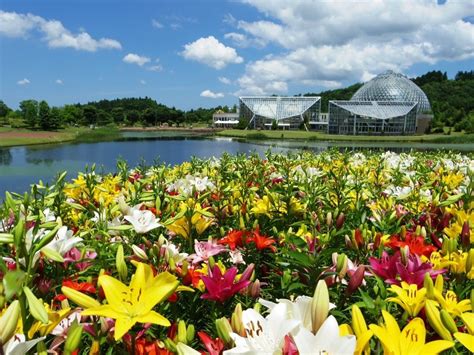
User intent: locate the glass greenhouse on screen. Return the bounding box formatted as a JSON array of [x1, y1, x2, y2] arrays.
[[328, 101, 418, 135], [351, 70, 431, 113], [239, 96, 321, 129]]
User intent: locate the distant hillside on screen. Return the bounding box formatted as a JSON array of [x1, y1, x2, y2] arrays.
[[301, 70, 474, 132]]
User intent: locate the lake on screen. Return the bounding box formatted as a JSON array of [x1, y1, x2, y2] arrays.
[[1, 133, 473, 196]]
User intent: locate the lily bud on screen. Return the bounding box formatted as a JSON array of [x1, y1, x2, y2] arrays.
[[208, 256, 215, 269], [23, 286, 48, 324], [37, 340, 47, 355], [400, 226, 406, 239], [186, 324, 195, 344], [425, 300, 452, 341], [168, 257, 176, 272], [231, 304, 245, 336], [116, 244, 127, 281], [353, 229, 364, 249], [440, 309, 458, 334], [336, 254, 348, 278], [336, 213, 345, 230], [326, 212, 332, 229], [435, 274, 444, 293], [424, 272, 435, 299], [0, 300, 20, 345], [250, 280, 261, 298], [90, 340, 100, 355], [421, 226, 427, 238], [177, 320, 188, 344], [345, 235, 353, 249], [181, 260, 189, 276], [61, 286, 101, 309], [400, 245, 410, 265], [373, 233, 382, 250], [64, 321, 83, 355], [215, 317, 234, 347], [415, 225, 421, 236], [461, 221, 470, 248], [311, 280, 329, 334], [346, 265, 365, 296], [131, 245, 148, 260]]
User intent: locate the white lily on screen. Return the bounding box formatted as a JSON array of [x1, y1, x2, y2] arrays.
[[259, 296, 336, 332], [224, 303, 300, 355], [293, 316, 356, 355], [3, 334, 45, 355], [124, 209, 161, 234], [44, 226, 83, 256]]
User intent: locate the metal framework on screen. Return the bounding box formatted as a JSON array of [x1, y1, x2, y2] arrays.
[[239, 96, 321, 130], [351, 71, 431, 113], [328, 101, 418, 135]]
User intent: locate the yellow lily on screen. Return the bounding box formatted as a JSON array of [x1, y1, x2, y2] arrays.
[[369, 310, 454, 355], [81, 262, 179, 340], [166, 202, 213, 238], [28, 304, 71, 338], [434, 290, 472, 317], [387, 282, 426, 317], [351, 304, 373, 355], [454, 312, 474, 352]]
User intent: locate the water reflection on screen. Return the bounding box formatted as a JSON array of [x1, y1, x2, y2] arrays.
[[0, 149, 12, 165]]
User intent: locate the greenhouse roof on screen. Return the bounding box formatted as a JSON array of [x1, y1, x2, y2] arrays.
[[239, 96, 320, 121], [330, 101, 418, 120]]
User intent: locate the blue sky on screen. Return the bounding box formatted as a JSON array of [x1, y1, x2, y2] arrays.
[[1, 0, 473, 110]]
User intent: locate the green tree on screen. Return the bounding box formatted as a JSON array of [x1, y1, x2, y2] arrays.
[[0, 100, 11, 117], [38, 100, 51, 130], [19, 100, 38, 129], [83, 105, 98, 126], [49, 107, 62, 130]]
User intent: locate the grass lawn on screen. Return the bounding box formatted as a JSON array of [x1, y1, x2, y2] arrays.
[[216, 129, 474, 143], [0, 127, 121, 147]]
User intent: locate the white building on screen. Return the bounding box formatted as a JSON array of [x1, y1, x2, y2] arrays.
[[212, 110, 240, 128]]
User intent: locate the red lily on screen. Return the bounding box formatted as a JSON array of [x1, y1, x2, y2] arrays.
[[248, 228, 277, 252], [198, 331, 224, 355], [201, 264, 254, 303], [218, 230, 245, 250], [62, 280, 96, 294], [387, 231, 437, 257]]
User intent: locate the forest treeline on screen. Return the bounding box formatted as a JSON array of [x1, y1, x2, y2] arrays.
[[0, 70, 472, 132]]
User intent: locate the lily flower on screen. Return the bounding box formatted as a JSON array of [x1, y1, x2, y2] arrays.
[[248, 227, 277, 252], [293, 316, 356, 355], [387, 282, 427, 317], [369, 310, 454, 355], [218, 230, 245, 250], [79, 262, 179, 340], [387, 231, 437, 258], [224, 304, 300, 354], [201, 264, 254, 303], [124, 209, 162, 234], [198, 331, 224, 355], [189, 239, 227, 264], [2, 334, 45, 355], [351, 305, 373, 355]]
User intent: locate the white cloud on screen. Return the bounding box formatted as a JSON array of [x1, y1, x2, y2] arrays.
[[0, 10, 121, 51], [151, 19, 163, 28], [17, 78, 30, 85], [147, 65, 163, 72], [181, 36, 243, 69], [224, 32, 265, 48], [123, 53, 151, 66], [234, 0, 474, 94], [218, 76, 231, 85], [200, 89, 224, 98], [140, 79, 147, 85], [55, 79, 63, 84]]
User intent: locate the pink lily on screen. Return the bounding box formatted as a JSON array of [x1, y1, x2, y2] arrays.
[[201, 264, 254, 303], [189, 239, 227, 264]]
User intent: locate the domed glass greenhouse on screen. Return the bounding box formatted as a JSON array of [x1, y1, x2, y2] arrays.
[[328, 71, 432, 135], [351, 70, 431, 113]]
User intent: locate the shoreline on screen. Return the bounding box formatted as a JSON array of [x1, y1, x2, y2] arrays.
[[1, 126, 473, 148]]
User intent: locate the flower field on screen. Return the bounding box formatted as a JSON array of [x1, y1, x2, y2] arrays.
[[0, 150, 473, 354]]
